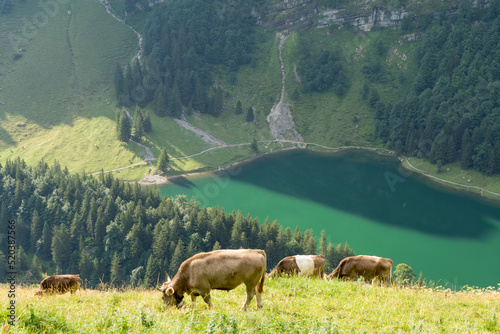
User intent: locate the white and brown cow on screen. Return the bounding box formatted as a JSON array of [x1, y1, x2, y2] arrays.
[[326, 255, 394, 286], [268, 255, 325, 278], [35, 274, 81, 295], [158, 249, 266, 310]]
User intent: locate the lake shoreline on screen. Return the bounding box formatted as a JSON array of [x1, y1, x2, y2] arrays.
[[141, 146, 500, 204]]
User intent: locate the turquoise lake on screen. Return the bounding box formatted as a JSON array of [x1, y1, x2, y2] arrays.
[[160, 150, 500, 288]]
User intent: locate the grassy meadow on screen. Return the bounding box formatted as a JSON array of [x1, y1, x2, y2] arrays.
[[1, 278, 499, 333]]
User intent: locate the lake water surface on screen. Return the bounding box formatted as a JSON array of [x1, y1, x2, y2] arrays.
[[160, 150, 500, 288]]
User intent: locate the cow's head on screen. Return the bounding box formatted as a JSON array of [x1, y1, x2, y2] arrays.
[[157, 274, 185, 309]]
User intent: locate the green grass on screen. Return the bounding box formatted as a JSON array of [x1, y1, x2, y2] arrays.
[[402, 156, 500, 201], [2, 278, 500, 333], [0, 0, 139, 178]]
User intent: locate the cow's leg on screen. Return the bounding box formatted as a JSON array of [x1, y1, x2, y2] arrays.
[[241, 284, 257, 311], [255, 287, 263, 309], [190, 294, 197, 308], [202, 293, 213, 308]]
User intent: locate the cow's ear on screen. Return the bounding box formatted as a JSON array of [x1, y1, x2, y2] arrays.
[[166, 287, 174, 295], [166, 272, 171, 282]]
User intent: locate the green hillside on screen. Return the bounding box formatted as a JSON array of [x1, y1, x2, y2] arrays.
[[0, 0, 149, 179], [2, 280, 499, 333]]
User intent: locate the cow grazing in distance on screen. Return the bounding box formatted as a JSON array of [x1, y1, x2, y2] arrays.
[[326, 255, 394, 286], [35, 274, 81, 295], [268, 255, 325, 278], [157, 249, 266, 310]]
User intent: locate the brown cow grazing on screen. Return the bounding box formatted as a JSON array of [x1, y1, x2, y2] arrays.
[[268, 255, 325, 278], [157, 249, 266, 310], [35, 274, 81, 295], [327, 255, 394, 286]]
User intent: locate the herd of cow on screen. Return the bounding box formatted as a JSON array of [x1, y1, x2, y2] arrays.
[[35, 249, 394, 310]]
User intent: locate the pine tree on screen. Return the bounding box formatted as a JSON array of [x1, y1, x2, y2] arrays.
[[156, 149, 169, 171], [51, 224, 72, 271], [325, 242, 335, 273], [110, 252, 122, 286], [153, 83, 169, 117], [40, 221, 52, 260], [17, 245, 28, 271], [251, 138, 258, 153], [128, 221, 145, 266], [191, 78, 207, 112], [211, 87, 223, 116], [118, 109, 132, 142], [319, 230, 328, 256], [169, 85, 183, 118], [301, 229, 317, 255], [30, 210, 41, 251], [79, 250, 93, 284], [132, 106, 144, 141], [246, 106, 254, 123], [144, 254, 161, 287], [212, 241, 221, 251], [30, 255, 43, 282], [235, 100, 243, 115], [461, 142, 474, 169], [94, 207, 107, 248], [169, 239, 184, 274], [143, 110, 152, 133]]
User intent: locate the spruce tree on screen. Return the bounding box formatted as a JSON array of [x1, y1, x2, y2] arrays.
[[319, 230, 328, 256], [156, 149, 169, 171], [246, 106, 254, 123], [51, 224, 72, 271], [30, 255, 43, 281], [132, 106, 144, 141], [251, 138, 258, 153], [169, 86, 183, 118], [30, 210, 41, 251], [144, 254, 160, 287], [40, 221, 52, 260], [110, 252, 122, 286], [169, 239, 184, 274], [212, 241, 221, 251], [79, 251, 93, 284], [17, 245, 28, 271], [325, 242, 335, 273], [153, 83, 168, 117], [118, 109, 132, 142], [235, 100, 243, 115], [191, 78, 207, 112], [143, 111, 152, 133]]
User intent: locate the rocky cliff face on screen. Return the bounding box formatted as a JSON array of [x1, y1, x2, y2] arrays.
[[255, 0, 411, 31], [317, 6, 410, 31], [256, 0, 490, 31], [255, 0, 317, 31]]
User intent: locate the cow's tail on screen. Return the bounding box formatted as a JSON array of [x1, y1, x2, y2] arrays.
[[258, 249, 266, 293], [389, 262, 394, 287], [257, 270, 265, 293]]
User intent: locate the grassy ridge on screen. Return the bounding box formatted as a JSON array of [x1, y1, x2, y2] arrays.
[[2, 278, 499, 333]]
